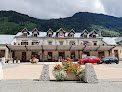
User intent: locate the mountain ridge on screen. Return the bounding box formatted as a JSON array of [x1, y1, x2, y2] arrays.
[[0, 10, 121, 37]]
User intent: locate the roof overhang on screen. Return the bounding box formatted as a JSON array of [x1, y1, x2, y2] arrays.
[[6, 45, 116, 51]]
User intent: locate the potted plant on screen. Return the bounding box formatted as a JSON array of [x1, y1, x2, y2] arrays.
[[30, 57, 39, 63], [52, 59, 85, 81]]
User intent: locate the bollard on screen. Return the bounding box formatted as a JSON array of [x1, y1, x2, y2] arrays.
[[2, 57, 5, 65], [0, 63, 3, 80], [18, 60, 20, 64], [14, 60, 16, 63]]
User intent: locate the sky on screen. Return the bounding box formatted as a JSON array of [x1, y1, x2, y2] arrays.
[[0, 0, 121, 19]]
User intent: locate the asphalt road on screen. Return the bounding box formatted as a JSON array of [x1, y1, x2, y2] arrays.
[[106, 62, 122, 68], [0, 80, 122, 92]]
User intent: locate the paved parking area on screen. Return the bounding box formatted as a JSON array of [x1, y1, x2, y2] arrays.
[[94, 64, 122, 79], [107, 63, 122, 68]]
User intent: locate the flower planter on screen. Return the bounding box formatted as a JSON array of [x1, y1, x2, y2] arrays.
[[67, 72, 79, 80]]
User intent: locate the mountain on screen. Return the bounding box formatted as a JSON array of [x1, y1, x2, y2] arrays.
[[0, 10, 122, 37]]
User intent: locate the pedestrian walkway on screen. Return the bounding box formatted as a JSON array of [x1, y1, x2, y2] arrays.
[[3, 64, 43, 79], [2, 62, 122, 80]]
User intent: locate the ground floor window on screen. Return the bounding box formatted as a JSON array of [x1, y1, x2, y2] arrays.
[[84, 52, 90, 56], [59, 52, 65, 59], [48, 52, 52, 61], [31, 52, 38, 58], [22, 52, 26, 62], [71, 51, 75, 60], [98, 52, 104, 59], [31, 52, 40, 60], [114, 50, 119, 59], [0, 50, 5, 58]]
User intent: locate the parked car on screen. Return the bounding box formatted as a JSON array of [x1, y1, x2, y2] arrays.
[[101, 56, 119, 64], [77, 56, 101, 65]]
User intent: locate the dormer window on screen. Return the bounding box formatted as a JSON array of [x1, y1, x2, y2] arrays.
[[93, 35, 96, 38], [89, 30, 97, 38], [68, 29, 75, 38], [23, 32, 27, 36], [21, 28, 30, 37], [70, 34, 74, 37], [48, 34, 52, 37], [34, 34, 37, 37], [32, 28, 39, 37], [56, 28, 66, 37], [47, 28, 53, 37], [84, 34, 87, 38], [81, 29, 88, 38]]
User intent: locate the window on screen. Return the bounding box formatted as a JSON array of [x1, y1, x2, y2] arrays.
[[93, 41, 97, 46], [21, 42, 28, 45], [23, 33, 27, 36], [48, 34, 52, 37], [59, 41, 63, 45], [34, 34, 37, 37], [32, 42, 39, 45], [89, 56, 96, 59], [48, 41, 52, 45], [0, 50, 5, 58], [59, 31, 63, 36], [70, 34, 74, 37], [93, 35, 96, 38], [84, 35, 87, 38], [31, 52, 38, 58], [69, 41, 75, 45]]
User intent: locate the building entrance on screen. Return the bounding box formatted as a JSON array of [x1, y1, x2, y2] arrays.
[[71, 51, 75, 60], [98, 52, 104, 59], [59, 52, 65, 59], [114, 50, 119, 59], [48, 52, 52, 61], [22, 52, 26, 62]]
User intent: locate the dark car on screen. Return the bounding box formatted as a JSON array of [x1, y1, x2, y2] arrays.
[[101, 56, 119, 64]]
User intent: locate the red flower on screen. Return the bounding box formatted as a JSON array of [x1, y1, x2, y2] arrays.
[[55, 61, 57, 62], [77, 73, 80, 75], [67, 73, 69, 75], [66, 70, 68, 73]]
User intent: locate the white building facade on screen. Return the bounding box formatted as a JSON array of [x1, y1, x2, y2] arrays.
[[0, 28, 122, 62]]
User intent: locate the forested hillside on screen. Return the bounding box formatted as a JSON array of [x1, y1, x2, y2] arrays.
[[0, 11, 122, 37]]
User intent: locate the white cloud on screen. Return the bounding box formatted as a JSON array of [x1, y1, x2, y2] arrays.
[[0, 0, 120, 19], [100, 0, 122, 17]]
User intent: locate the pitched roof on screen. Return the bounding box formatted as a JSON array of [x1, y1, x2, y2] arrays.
[[68, 29, 75, 36], [32, 28, 40, 35], [21, 27, 30, 34], [115, 37, 122, 42], [57, 28, 66, 33], [47, 28, 53, 33], [102, 37, 117, 45], [89, 29, 97, 35], [0, 35, 15, 44], [81, 29, 89, 35]]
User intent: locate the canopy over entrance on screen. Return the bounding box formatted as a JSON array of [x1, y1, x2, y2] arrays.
[[6, 45, 116, 51]]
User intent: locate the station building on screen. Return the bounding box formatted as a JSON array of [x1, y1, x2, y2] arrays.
[[0, 28, 122, 62]]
